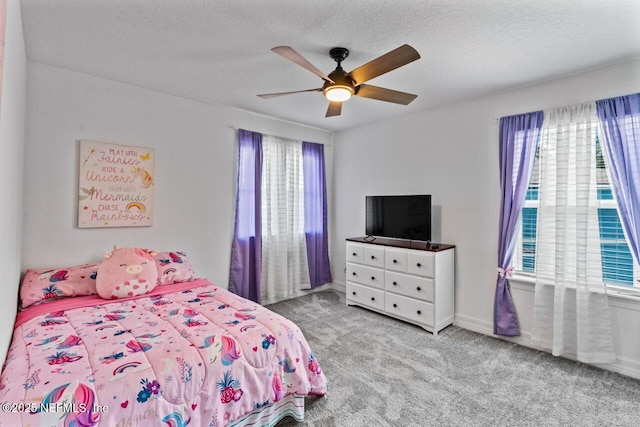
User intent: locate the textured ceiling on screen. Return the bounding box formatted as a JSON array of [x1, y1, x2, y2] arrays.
[[20, 0, 640, 132]]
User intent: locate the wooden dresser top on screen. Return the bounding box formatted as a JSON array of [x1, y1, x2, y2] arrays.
[[346, 237, 455, 252]]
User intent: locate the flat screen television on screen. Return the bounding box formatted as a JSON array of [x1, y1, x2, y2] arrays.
[[366, 195, 432, 241]]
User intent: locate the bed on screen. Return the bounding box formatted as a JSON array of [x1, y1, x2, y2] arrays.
[[0, 268, 327, 426]]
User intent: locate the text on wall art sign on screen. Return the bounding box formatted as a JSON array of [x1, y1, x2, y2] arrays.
[[78, 140, 154, 228]]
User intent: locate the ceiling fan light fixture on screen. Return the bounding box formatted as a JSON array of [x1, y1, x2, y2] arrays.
[[324, 85, 354, 102]]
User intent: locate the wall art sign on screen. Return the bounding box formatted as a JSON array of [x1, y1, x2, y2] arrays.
[[78, 140, 154, 228]]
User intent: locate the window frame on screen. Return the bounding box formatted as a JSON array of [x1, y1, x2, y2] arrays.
[[511, 128, 640, 291]]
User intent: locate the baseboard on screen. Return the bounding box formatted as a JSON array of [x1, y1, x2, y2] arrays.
[[592, 355, 640, 379], [331, 281, 346, 293], [263, 282, 336, 306], [454, 313, 493, 335], [454, 313, 640, 380], [454, 313, 532, 344]]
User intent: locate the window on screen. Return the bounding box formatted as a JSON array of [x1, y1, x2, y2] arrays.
[[230, 130, 332, 304], [513, 131, 640, 287]]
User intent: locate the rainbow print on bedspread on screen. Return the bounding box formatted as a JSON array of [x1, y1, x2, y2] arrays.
[[0, 280, 327, 426]]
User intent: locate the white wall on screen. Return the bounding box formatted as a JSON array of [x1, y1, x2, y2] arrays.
[[0, 0, 26, 366], [332, 58, 640, 378], [23, 62, 333, 288]]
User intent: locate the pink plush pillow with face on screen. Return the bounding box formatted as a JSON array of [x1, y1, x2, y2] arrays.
[[20, 263, 100, 309], [154, 251, 197, 285], [96, 246, 158, 299]]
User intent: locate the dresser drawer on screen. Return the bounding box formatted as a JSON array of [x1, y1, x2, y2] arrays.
[[385, 271, 434, 302], [347, 282, 385, 311], [347, 243, 364, 264], [407, 251, 434, 277], [346, 263, 384, 289], [385, 247, 408, 272], [364, 246, 385, 268], [385, 293, 434, 326]]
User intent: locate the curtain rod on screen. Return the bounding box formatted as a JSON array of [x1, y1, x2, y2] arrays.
[[496, 91, 639, 122], [227, 125, 333, 147]]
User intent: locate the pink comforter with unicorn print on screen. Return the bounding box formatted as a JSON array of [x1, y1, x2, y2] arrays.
[[0, 279, 327, 426]]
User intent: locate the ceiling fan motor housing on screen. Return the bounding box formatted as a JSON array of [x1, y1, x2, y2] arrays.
[[323, 67, 355, 92], [324, 47, 356, 97], [323, 47, 356, 96]]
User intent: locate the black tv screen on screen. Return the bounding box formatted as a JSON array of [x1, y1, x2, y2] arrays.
[[366, 195, 432, 241]]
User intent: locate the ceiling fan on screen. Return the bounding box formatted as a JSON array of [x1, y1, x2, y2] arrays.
[[258, 45, 421, 117]]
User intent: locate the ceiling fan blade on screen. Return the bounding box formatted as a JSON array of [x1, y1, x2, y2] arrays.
[[326, 101, 342, 117], [355, 84, 417, 105], [348, 44, 420, 85], [272, 46, 334, 83], [257, 88, 323, 99]]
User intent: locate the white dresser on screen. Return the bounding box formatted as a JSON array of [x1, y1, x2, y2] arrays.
[[345, 237, 455, 335]]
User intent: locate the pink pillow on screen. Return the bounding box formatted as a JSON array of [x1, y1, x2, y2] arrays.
[[96, 246, 158, 299], [154, 251, 196, 285], [20, 263, 100, 309]]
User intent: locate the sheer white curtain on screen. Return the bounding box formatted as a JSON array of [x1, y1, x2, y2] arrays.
[[532, 103, 616, 363], [260, 135, 310, 304]]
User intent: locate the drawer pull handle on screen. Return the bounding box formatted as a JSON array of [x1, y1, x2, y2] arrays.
[[352, 252, 357, 256], [352, 291, 356, 295], [393, 259, 397, 263], [352, 272, 356, 276], [393, 303, 397, 308], [371, 255, 375, 259], [371, 297, 375, 301], [417, 287, 421, 291], [392, 281, 397, 286], [371, 276, 375, 281], [417, 262, 422, 267], [417, 310, 422, 315]]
